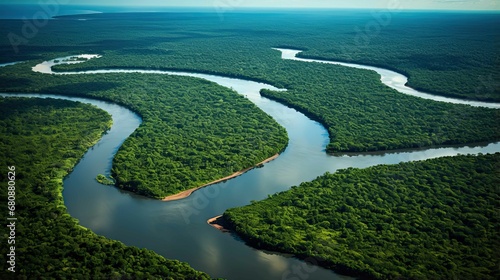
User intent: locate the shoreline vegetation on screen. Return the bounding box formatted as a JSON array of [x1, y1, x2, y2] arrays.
[[0, 11, 498, 279], [0, 98, 211, 279], [25, 57, 289, 199], [223, 154, 500, 279], [96, 174, 116, 185], [1, 13, 499, 196], [163, 153, 279, 201]]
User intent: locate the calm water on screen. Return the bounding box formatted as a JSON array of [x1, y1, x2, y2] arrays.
[[1, 50, 499, 279], [275, 48, 500, 109], [0, 5, 224, 19]]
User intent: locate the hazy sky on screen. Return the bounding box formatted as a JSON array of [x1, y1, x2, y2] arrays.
[[4, 0, 500, 11]]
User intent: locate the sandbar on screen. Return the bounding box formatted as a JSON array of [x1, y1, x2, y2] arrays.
[[207, 215, 230, 232], [162, 153, 279, 201]]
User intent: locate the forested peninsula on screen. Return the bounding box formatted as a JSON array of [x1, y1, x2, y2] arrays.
[[223, 154, 500, 279], [0, 98, 211, 279], [0, 63, 288, 198]]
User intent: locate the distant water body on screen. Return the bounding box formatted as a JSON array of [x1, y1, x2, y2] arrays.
[[0, 5, 333, 20], [0, 5, 347, 19], [2, 5, 497, 20], [0, 5, 218, 19]]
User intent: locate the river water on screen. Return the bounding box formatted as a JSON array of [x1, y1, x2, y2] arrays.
[[1, 50, 499, 279]]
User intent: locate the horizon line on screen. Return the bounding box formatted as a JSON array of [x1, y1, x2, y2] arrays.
[[0, 4, 499, 12]]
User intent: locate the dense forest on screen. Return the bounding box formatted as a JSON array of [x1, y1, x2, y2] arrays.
[[109, 75, 288, 198], [1, 13, 500, 153], [0, 65, 288, 198], [293, 13, 500, 102], [15, 12, 499, 102], [0, 98, 211, 279], [0, 9, 498, 280], [224, 153, 500, 279], [0, 13, 499, 159], [3, 62, 500, 157], [260, 83, 500, 153]]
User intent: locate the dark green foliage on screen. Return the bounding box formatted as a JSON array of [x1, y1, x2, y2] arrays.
[[296, 13, 500, 102], [0, 12, 498, 183], [224, 154, 500, 279], [26, 12, 498, 102], [0, 98, 211, 279], [2, 12, 497, 154], [261, 83, 500, 153], [0, 69, 288, 198], [0, 10, 498, 279], [96, 174, 115, 185], [107, 75, 288, 198]]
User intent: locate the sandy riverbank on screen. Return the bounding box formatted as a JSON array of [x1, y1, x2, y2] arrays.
[[162, 153, 280, 201], [207, 215, 230, 232]]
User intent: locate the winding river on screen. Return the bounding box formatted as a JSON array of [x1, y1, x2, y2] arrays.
[[1, 49, 499, 280]]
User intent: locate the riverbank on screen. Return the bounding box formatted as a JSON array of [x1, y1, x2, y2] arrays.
[[207, 215, 231, 232], [162, 153, 280, 201], [17, 38, 500, 280]]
